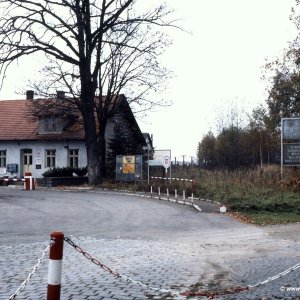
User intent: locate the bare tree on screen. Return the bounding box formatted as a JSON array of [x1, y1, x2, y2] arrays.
[[0, 0, 175, 184], [214, 98, 247, 134]]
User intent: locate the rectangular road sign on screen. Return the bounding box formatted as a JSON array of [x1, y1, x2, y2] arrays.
[[283, 144, 300, 165], [149, 150, 171, 167]]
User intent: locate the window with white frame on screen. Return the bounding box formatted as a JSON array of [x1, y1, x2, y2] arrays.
[[0, 150, 6, 167], [68, 149, 79, 168], [45, 150, 56, 168]]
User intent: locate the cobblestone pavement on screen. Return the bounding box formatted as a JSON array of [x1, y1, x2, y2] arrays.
[[0, 187, 300, 299], [2, 234, 300, 300]]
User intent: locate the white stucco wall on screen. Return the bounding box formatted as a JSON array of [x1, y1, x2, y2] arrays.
[[0, 140, 87, 178]]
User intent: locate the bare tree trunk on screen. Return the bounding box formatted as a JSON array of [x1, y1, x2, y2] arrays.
[[99, 129, 106, 179], [86, 139, 101, 185], [260, 144, 263, 170], [81, 85, 101, 185], [84, 110, 106, 184]]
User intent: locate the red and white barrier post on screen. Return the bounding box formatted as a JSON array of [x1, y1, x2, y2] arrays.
[[47, 232, 64, 300], [24, 172, 35, 190]]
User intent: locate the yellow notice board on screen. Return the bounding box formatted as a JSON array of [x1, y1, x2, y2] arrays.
[[122, 156, 135, 174]]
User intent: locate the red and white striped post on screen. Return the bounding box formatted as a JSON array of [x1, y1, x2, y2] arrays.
[[24, 172, 35, 190], [47, 232, 64, 300]]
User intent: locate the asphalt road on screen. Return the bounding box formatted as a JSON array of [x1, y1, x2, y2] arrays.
[[0, 187, 252, 245], [1, 186, 300, 300]]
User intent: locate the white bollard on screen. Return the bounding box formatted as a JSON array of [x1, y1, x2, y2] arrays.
[[220, 205, 227, 213]]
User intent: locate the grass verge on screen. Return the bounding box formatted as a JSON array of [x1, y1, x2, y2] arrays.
[[245, 211, 300, 225], [191, 167, 300, 225]]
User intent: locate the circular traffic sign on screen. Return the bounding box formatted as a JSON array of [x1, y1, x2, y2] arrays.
[[162, 155, 171, 168]]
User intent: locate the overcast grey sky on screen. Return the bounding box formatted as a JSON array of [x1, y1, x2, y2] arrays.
[[141, 0, 297, 161], [0, 0, 298, 161]]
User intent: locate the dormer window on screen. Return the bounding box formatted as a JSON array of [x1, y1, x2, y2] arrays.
[[39, 116, 63, 133], [44, 116, 58, 132]]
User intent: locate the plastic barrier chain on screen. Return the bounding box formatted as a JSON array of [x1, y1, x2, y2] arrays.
[[63, 236, 300, 299], [9, 240, 54, 299], [8, 235, 300, 299]]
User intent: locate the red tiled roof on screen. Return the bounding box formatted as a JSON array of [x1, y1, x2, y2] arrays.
[[0, 100, 84, 141]]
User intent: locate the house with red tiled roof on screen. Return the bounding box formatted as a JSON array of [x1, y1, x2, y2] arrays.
[[0, 91, 148, 178]]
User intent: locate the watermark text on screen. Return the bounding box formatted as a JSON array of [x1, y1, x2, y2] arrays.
[[280, 286, 300, 292]]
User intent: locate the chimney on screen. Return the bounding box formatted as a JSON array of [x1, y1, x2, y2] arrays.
[[56, 91, 65, 99], [26, 90, 34, 100]]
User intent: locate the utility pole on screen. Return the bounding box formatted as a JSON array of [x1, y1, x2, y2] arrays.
[[182, 155, 186, 167], [190, 156, 194, 166]]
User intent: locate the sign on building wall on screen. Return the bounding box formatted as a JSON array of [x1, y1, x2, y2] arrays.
[[116, 155, 143, 181], [35, 151, 42, 169]]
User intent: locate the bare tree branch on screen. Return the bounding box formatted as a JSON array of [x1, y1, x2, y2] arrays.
[[0, 0, 178, 183]]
